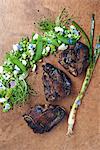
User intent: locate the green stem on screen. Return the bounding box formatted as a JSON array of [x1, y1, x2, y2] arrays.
[[72, 21, 90, 49], [55, 8, 66, 26], [90, 14, 95, 62]]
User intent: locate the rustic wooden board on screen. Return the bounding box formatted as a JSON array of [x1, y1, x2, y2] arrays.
[[0, 0, 100, 150]]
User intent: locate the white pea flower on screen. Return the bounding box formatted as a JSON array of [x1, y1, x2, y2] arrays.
[[14, 65, 20, 71], [13, 44, 21, 52], [2, 74, 11, 80], [55, 27, 64, 33], [11, 49, 14, 53], [22, 53, 27, 59], [4, 61, 7, 65], [28, 44, 35, 57], [45, 46, 50, 53], [29, 49, 35, 56], [42, 48, 46, 55], [55, 27, 59, 32], [70, 25, 79, 36], [67, 34, 72, 38], [28, 44, 34, 50], [6, 74, 11, 79], [58, 43, 68, 51], [4, 60, 11, 65], [70, 25, 76, 30], [32, 64, 37, 72], [22, 60, 27, 66], [33, 33, 38, 40], [73, 30, 79, 36], [33, 44, 36, 48], [0, 98, 7, 103], [3, 103, 11, 111], [13, 70, 19, 75], [13, 44, 18, 52], [0, 66, 3, 74]]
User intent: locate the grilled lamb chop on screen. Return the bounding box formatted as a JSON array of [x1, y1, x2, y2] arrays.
[[23, 104, 66, 134], [59, 42, 89, 76], [42, 63, 72, 102]]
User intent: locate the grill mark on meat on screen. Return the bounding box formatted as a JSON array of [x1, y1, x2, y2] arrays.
[[59, 42, 89, 77], [23, 104, 66, 134], [42, 63, 72, 102]]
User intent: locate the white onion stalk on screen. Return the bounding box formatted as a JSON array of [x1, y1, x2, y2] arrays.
[[67, 54, 99, 136]]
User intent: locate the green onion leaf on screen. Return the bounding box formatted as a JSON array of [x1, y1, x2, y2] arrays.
[[72, 21, 90, 48], [89, 14, 95, 62], [50, 39, 59, 47]]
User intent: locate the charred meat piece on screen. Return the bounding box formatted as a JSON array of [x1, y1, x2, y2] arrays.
[[42, 63, 72, 102], [59, 42, 89, 76], [23, 104, 66, 134]]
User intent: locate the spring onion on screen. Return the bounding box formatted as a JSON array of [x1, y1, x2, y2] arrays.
[[67, 15, 100, 136]]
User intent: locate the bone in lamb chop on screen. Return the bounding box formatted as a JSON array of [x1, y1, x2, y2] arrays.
[[42, 63, 72, 102], [23, 104, 66, 134], [59, 42, 89, 77]]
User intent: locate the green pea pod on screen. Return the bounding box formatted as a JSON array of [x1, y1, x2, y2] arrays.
[[3, 66, 12, 72], [57, 35, 77, 45], [6, 54, 27, 73], [42, 37, 59, 47], [33, 36, 43, 62], [51, 39, 59, 47]]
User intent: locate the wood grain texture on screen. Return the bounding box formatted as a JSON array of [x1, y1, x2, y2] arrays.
[[0, 0, 100, 150]]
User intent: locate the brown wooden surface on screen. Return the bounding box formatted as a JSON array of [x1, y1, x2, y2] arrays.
[[0, 0, 100, 150]]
